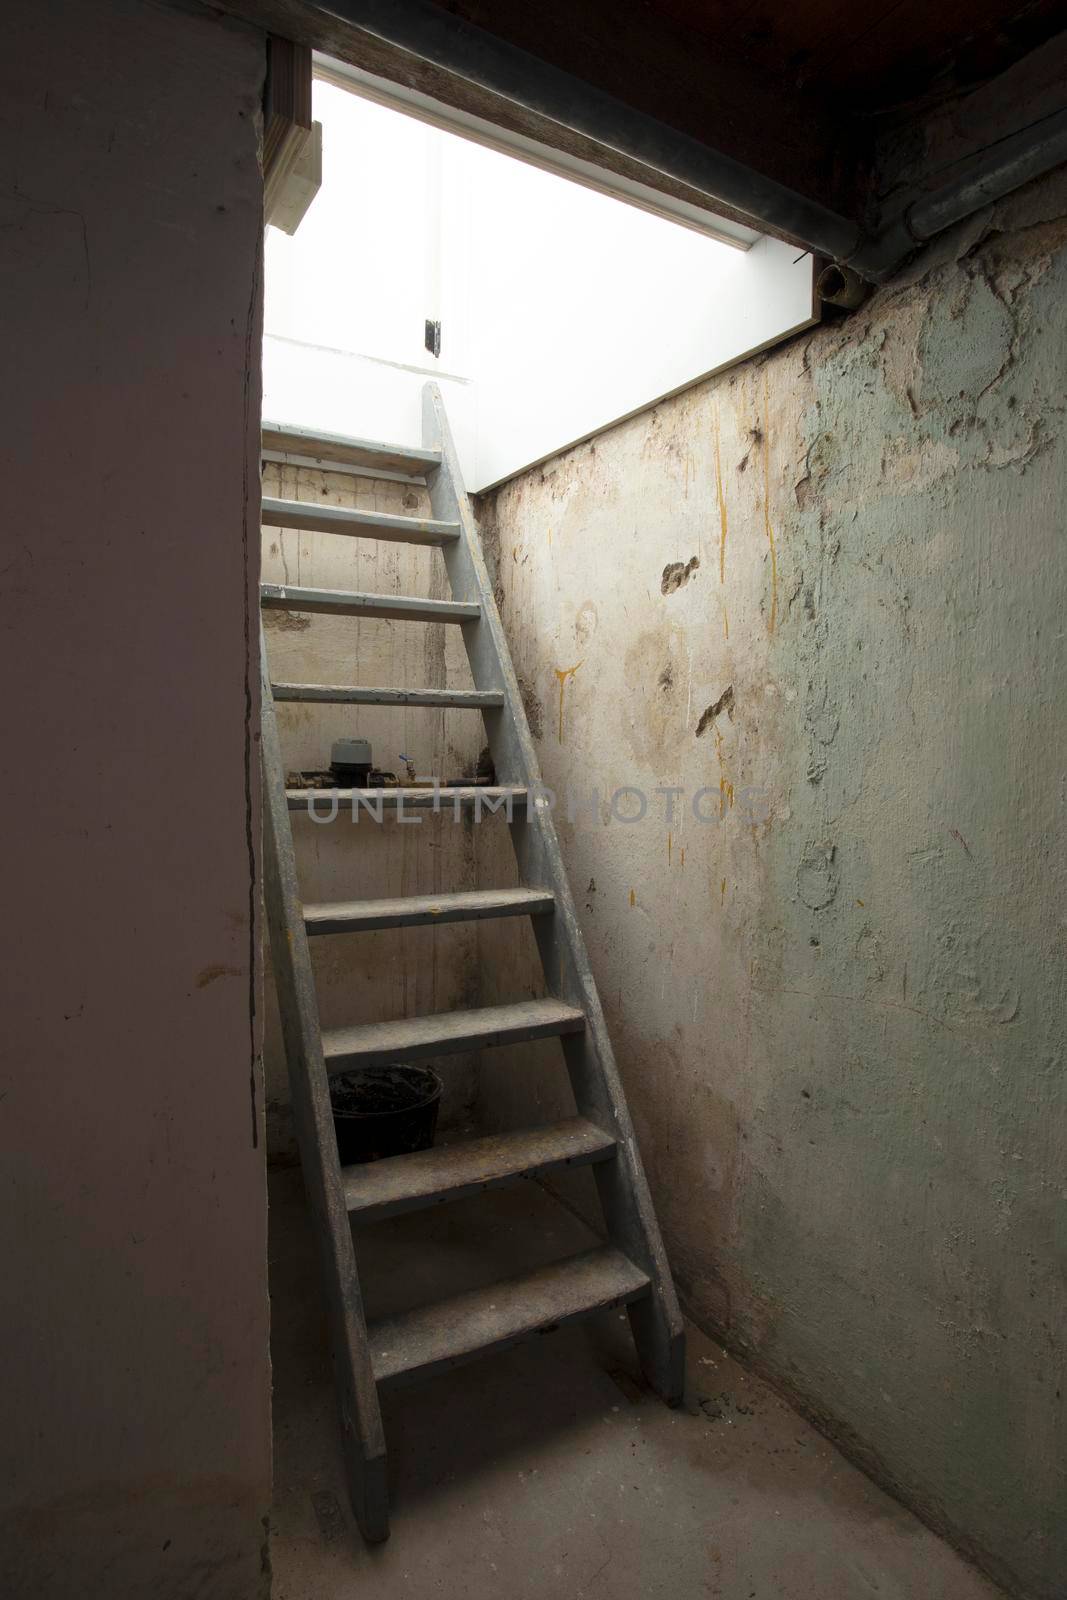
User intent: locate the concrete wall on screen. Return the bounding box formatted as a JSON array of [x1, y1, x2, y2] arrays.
[[477, 172, 1067, 1600], [261, 462, 485, 1158], [0, 3, 270, 1595]]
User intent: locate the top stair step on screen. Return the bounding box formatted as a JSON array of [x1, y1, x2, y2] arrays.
[[262, 497, 459, 547], [262, 422, 441, 478]]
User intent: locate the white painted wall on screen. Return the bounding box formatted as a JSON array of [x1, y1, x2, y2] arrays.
[[263, 82, 477, 467], [1, 1, 270, 1593], [264, 80, 815, 491]]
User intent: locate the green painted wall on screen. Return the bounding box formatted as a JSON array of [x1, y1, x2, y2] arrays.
[[477, 170, 1067, 1599]]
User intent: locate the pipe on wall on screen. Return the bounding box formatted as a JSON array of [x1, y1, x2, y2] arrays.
[[816, 263, 869, 309], [848, 105, 1067, 280]]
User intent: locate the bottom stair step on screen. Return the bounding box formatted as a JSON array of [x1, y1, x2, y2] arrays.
[[343, 1116, 617, 1221], [368, 1247, 650, 1387]]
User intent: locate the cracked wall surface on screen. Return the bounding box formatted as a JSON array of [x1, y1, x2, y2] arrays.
[[477, 169, 1067, 1600], [0, 2, 271, 1594]]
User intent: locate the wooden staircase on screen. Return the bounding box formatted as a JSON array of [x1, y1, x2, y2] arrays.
[[260, 385, 684, 1542]]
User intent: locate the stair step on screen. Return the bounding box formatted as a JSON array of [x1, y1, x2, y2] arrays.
[[272, 683, 504, 708], [368, 1247, 650, 1387], [262, 422, 440, 478], [304, 887, 555, 934], [261, 583, 479, 623], [343, 1116, 616, 1222], [262, 497, 459, 546], [287, 785, 528, 814], [322, 998, 585, 1070]]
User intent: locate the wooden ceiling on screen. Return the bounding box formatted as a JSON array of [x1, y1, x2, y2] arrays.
[[219, 0, 1067, 250], [416, 0, 1067, 218], [641, 0, 1067, 113]]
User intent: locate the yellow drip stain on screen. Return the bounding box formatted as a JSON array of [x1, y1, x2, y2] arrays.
[[713, 728, 735, 814], [667, 832, 672, 865], [680, 847, 685, 868], [721, 877, 727, 906], [723, 607, 729, 641], [762, 376, 778, 634], [714, 408, 728, 585], [553, 660, 583, 743], [629, 888, 636, 908]]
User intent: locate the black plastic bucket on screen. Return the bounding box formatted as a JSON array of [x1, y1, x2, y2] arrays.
[[329, 1063, 443, 1165]]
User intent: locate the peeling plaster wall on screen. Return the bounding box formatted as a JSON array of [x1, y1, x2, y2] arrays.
[[0, 2, 271, 1595], [477, 172, 1067, 1600], [261, 463, 485, 1159]]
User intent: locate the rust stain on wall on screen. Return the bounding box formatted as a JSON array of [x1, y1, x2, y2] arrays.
[[554, 660, 583, 742], [762, 377, 778, 634], [195, 963, 242, 989], [714, 407, 728, 585]]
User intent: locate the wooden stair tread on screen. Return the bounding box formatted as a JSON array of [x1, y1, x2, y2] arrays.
[[286, 785, 528, 813], [262, 422, 440, 477], [271, 683, 504, 707], [369, 1246, 649, 1386], [261, 583, 478, 623], [262, 496, 459, 545], [343, 1116, 615, 1221], [322, 998, 585, 1069], [304, 887, 554, 933]]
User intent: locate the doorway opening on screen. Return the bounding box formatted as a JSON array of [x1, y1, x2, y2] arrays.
[[259, 48, 829, 1587], [263, 62, 817, 493]]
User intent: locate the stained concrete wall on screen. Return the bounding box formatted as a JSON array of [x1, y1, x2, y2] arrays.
[[261, 463, 485, 1159], [477, 172, 1067, 1600], [0, 2, 270, 1595]]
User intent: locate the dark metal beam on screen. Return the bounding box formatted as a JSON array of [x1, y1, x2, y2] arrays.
[[223, 0, 1067, 282], [305, 0, 861, 259]]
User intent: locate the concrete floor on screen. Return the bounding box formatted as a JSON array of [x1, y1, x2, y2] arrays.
[[269, 1166, 1003, 1600]]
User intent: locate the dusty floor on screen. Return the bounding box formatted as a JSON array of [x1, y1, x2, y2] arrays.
[[269, 1166, 1003, 1600]]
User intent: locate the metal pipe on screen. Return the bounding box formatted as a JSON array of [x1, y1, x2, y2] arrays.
[[912, 106, 1067, 238], [849, 105, 1067, 280], [313, 0, 862, 261], [816, 263, 869, 309]]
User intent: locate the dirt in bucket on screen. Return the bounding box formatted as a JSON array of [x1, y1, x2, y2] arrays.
[[329, 1064, 439, 1118]]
